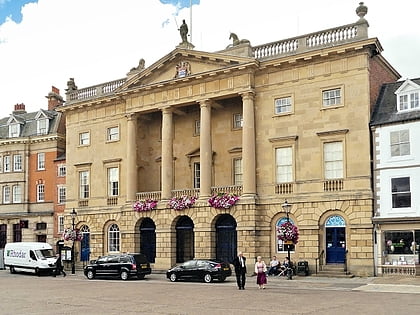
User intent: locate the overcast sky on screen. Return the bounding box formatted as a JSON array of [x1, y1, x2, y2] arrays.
[[0, 0, 419, 118]]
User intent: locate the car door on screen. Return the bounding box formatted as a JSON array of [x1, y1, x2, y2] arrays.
[[179, 260, 196, 280], [106, 256, 120, 276], [94, 256, 108, 276], [195, 260, 208, 279]]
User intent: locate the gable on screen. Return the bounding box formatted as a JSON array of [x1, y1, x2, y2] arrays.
[[395, 79, 420, 95], [119, 48, 256, 91]]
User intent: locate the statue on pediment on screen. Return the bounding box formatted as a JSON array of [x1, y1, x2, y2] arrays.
[[228, 32, 250, 47], [66, 78, 77, 92], [177, 19, 194, 49], [127, 58, 145, 76]]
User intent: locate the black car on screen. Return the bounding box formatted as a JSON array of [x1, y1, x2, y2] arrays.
[[84, 253, 151, 280], [166, 259, 232, 283]]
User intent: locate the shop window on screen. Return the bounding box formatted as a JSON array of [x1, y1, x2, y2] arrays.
[[384, 231, 414, 255]]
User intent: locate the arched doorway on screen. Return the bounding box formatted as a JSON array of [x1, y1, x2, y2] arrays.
[[215, 214, 237, 263], [140, 218, 156, 263], [176, 216, 194, 263], [325, 215, 346, 263], [80, 225, 90, 264]]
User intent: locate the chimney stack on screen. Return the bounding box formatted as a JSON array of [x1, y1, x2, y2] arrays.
[[46, 86, 64, 110], [13, 103, 26, 114]]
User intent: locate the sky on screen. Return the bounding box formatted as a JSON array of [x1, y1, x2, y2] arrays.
[[0, 0, 419, 118]]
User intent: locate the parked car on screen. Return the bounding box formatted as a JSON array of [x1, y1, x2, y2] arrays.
[[84, 253, 151, 280], [166, 259, 232, 283]]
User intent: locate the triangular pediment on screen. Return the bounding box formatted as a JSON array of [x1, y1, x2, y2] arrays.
[[117, 48, 257, 92], [395, 79, 420, 95]]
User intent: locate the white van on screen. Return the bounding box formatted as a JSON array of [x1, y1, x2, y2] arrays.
[[3, 242, 57, 275]]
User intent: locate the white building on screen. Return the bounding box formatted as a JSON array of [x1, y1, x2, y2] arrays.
[[371, 78, 420, 275]]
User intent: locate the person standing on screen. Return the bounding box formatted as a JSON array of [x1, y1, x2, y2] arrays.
[[232, 251, 247, 290], [54, 253, 66, 277], [255, 256, 267, 289]]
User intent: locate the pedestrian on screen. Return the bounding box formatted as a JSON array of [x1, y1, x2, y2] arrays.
[[267, 255, 280, 276], [232, 251, 247, 290], [54, 254, 66, 277], [255, 256, 267, 289]]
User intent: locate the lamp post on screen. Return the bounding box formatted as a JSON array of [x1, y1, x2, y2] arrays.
[[70, 208, 77, 274], [282, 200, 292, 279]]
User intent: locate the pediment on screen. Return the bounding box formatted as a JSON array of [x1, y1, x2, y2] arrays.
[[395, 79, 420, 95], [117, 48, 257, 92]]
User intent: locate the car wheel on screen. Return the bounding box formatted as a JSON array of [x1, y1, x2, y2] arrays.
[[137, 274, 145, 280], [203, 273, 212, 283], [120, 270, 129, 281], [86, 270, 95, 280], [10, 266, 16, 274], [35, 268, 40, 276], [169, 273, 177, 282]]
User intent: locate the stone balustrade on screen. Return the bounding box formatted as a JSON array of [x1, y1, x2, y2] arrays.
[[66, 78, 126, 104]]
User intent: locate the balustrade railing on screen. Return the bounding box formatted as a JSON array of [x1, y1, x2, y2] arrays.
[[66, 78, 126, 104]]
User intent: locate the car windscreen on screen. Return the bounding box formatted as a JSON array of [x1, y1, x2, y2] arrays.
[[35, 249, 55, 259]]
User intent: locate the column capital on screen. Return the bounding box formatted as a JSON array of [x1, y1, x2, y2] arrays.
[[125, 112, 138, 121], [198, 99, 212, 108], [240, 90, 255, 100], [161, 106, 173, 114]]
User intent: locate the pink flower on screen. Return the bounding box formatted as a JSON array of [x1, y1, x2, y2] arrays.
[[168, 195, 197, 210], [208, 193, 240, 209], [277, 221, 299, 244], [133, 199, 158, 212], [62, 228, 83, 241]]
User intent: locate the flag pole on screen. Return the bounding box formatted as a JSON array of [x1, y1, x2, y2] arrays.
[[189, 0, 192, 43]]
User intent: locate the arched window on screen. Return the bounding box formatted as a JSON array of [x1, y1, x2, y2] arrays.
[[276, 217, 295, 253], [108, 224, 120, 252]]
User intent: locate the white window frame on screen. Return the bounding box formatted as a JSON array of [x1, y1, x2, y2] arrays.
[[3, 186, 11, 204], [3, 155, 11, 172], [37, 153, 45, 170], [79, 170, 89, 199], [79, 132, 90, 146], [274, 96, 292, 114], [390, 130, 410, 157], [233, 158, 243, 186], [108, 167, 119, 196], [193, 162, 200, 189], [391, 177, 411, 209], [276, 147, 293, 183], [9, 123, 20, 138], [107, 126, 119, 142], [194, 120, 200, 136], [12, 185, 21, 203], [322, 88, 342, 107], [398, 92, 419, 111], [233, 113, 243, 129], [37, 184, 45, 202], [323, 141, 343, 179], [13, 154, 22, 171], [57, 164, 66, 177], [58, 215, 65, 234], [108, 224, 120, 252], [58, 186, 66, 204], [37, 118, 49, 135]]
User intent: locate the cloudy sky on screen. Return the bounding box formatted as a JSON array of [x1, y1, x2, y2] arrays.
[[0, 0, 419, 118]]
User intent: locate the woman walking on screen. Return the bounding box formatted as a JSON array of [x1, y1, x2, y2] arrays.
[[254, 256, 267, 289]]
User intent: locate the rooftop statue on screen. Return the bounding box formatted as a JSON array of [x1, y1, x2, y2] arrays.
[[177, 19, 194, 49], [66, 78, 77, 92], [228, 32, 250, 47]]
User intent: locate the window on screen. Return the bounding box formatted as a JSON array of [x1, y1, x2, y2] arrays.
[[36, 222, 47, 230], [276, 218, 295, 252], [399, 92, 419, 111], [108, 224, 120, 252], [37, 118, 49, 135], [194, 120, 200, 136], [13, 154, 22, 171], [37, 184, 45, 202], [390, 130, 410, 157], [79, 132, 90, 145], [323, 141, 343, 179], [193, 162, 200, 189], [0, 224, 7, 248], [12, 185, 21, 203], [392, 177, 411, 208], [58, 164, 66, 177], [233, 158, 243, 186], [276, 147, 293, 183], [58, 215, 64, 234], [384, 231, 414, 255], [13, 223, 22, 242], [107, 126, 119, 141], [9, 123, 20, 138], [108, 167, 119, 196], [233, 113, 243, 129], [79, 171, 89, 199], [322, 88, 342, 107], [3, 186, 10, 203], [58, 186, 66, 204], [3, 155, 10, 172], [37, 153, 45, 170], [275, 96, 292, 114]]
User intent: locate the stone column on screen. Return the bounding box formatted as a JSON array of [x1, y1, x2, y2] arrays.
[[161, 107, 174, 200], [126, 113, 138, 202], [199, 100, 212, 199], [241, 92, 257, 197]]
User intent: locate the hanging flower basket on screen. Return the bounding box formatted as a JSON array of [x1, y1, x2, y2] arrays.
[[168, 195, 197, 210], [133, 199, 158, 212], [62, 228, 83, 241], [208, 193, 240, 209], [277, 221, 299, 244]]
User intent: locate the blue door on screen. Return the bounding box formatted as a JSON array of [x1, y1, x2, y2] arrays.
[[326, 227, 346, 263], [216, 214, 237, 263], [80, 225, 90, 263], [140, 218, 156, 263]]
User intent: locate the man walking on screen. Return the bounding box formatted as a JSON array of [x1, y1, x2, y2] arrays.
[[232, 251, 247, 290]]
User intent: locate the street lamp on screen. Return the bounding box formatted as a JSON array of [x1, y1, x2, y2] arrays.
[[70, 208, 77, 274], [282, 200, 292, 279]]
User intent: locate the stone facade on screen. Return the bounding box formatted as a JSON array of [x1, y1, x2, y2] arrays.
[[59, 14, 400, 276]]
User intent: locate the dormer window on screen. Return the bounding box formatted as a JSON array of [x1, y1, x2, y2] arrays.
[[9, 123, 20, 138], [395, 79, 420, 112], [37, 118, 49, 135]]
